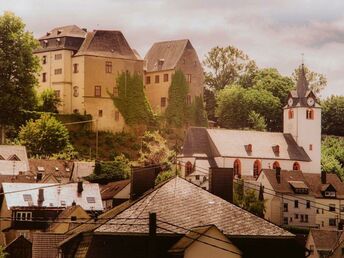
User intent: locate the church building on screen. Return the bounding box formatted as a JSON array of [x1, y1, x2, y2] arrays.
[[179, 64, 321, 188]]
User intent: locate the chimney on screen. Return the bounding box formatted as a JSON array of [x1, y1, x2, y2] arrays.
[[36, 172, 43, 182], [38, 189, 44, 205], [77, 181, 83, 194], [82, 28, 87, 32], [321, 171, 326, 184], [72, 200, 76, 206], [130, 166, 160, 200], [209, 167, 233, 203], [276, 167, 281, 184]]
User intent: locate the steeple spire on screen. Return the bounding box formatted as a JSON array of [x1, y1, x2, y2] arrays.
[[296, 63, 309, 98]]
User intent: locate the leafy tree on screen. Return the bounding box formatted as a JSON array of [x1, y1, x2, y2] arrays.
[[322, 95, 344, 136], [18, 114, 70, 156], [138, 131, 175, 170], [38, 89, 61, 113], [292, 64, 327, 95], [112, 72, 154, 126], [321, 136, 344, 179], [85, 154, 131, 184], [203, 46, 257, 91], [189, 96, 208, 127], [248, 111, 266, 131], [203, 88, 217, 121], [216, 85, 280, 130], [0, 245, 7, 258], [155, 170, 175, 185], [165, 70, 190, 127], [0, 12, 39, 141]]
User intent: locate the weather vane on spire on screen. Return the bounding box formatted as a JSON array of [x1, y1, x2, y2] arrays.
[[301, 53, 304, 65]]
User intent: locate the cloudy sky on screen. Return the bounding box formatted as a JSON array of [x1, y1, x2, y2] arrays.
[[1, 0, 343, 97]]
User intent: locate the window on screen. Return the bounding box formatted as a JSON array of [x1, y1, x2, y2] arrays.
[[73, 63, 79, 73], [305, 214, 309, 223], [253, 160, 261, 177], [15, 212, 32, 221], [185, 161, 193, 176], [146, 76, 151, 84], [161, 97, 167, 107], [325, 191, 336, 197], [98, 110, 103, 117], [94, 86, 101, 97], [306, 109, 314, 119], [295, 214, 299, 219], [300, 214, 304, 222], [9, 154, 20, 161], [306, 200, 311, 209], [186, 95, 192, 105], [56, 38, 61, 46], [293, 162, 300, 171], [113, 87, 118, 97], [23, 194, 32, 202], [54, 90, 60, 98], [163, 74, 169, 82], [309, 144, 313, 151], [73, 86, 79, 97], [42, 55, 47, 64], [186, 74, 192, 83], [329, 204, 336, 212], [195, 175, 200, 180], [321, 221, 324, 227], [61, 200, 66, 206], [340, 205, 344, 212], [316, 209, 319, 214], [43, 40, 48, 48], [283, 203, 288, 212], [155, 75, 159, 83], [283, 217, 288, 225], [233, 159, 241, 178], [54, 54, 62, 60], [294, 200, 299, 208], [115, 111, 120, 121], [288, 109, 294, 119], [329, 218, 337, 226], [105, 61, 112, 73], [290, 217, 293, 222], [54, 68, 62, 75], [86, 197, 96, 203], [42, 73, 47, 82], [272, 161, 280, 169]]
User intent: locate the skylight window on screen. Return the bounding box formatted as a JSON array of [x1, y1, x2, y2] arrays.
[[23, 194, 32, 202], [86, 197, 96, 203], [37, 166, 45, 172]]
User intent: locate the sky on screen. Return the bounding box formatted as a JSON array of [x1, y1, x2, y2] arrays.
[[1, 0, 344, 97]]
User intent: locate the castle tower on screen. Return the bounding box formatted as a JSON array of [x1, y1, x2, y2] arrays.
[[283, 64, 321, 173]]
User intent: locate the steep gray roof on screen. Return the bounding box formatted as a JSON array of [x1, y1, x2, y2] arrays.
[[75, 30, 138, 59], [39, 25, 87, 40], [144, 39, 191, 72], [310, 229, 343, 251], [95, 177, 293, 237], [296, 64, 309, 98], [0, 145, 30, 175]]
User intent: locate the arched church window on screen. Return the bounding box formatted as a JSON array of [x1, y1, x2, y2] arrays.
[[288, 109, 294, 119], [233, 159, 241, 178], [253, 160, 261, 178], [185, 161, 193, 176], [306, 109, 314, 120], [272, 161, 280, 169], [293, 162, 300, 171]]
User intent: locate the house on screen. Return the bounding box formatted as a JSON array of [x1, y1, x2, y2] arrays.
[[59, 177, 304, 258], [306, 229, 344, 258], [168, 225, 242, 258], [32, 232, 68, 258], [257, 169, 317, 228], [100, 179, 130, 210], [304, 172, 344, 229], [0, 145, 30, 175], [34, 26, 144, 132], [0, 182, 103, 245], [4, 235, 32, 258], [179, 64, 321, 181], [144, 39, 204, 113], [29, 159, 73, 183]]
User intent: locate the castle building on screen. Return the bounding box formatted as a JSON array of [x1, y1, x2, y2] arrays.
[[34, 25, 143, 132], [180, 64, 321, 187], [144, 39, 204, 113]]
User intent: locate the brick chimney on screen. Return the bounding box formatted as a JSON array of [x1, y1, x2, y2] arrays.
[[321, 171, 326, 184], [209, 167, 233, 203], [276, 167, 281, 184], [38, 188, 44, 205], [77, 181, 83, 194]]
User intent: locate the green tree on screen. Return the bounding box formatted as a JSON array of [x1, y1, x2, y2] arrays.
[[189, 96, 208, 127], [203, 88, 217, 121], [321, 136, 344, 179], [18, 114, 70, 156], [165, 70, 190, 127], [322, 95, 344, 136], [85, 154, 131, 184], [0, 245, 7, 258], [248, 111, 266, 131], [203, 46, 257, 91], [38, 89, 61, 113], [112, 72, 154, 126], [0, 12, 39, 142], [292, 64, 327, 95]]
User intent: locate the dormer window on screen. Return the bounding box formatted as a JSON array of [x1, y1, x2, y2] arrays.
[[55, 167, 59, 171], [0, 155, 4, 160], [273, 145, 280, 155], [246, 144, 252, 153], [325, 191, 336, 198], [8, 154, 20, 161]]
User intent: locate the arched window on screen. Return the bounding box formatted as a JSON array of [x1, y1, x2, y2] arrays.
[[233, 159, 241, 178], [306, 109, 314, 120], [288, 109, 294, 119], [185, 161, 193, 176], [253, 160, 261, 177], [272, 161, 280, 169], [293, 162, 301, 171]]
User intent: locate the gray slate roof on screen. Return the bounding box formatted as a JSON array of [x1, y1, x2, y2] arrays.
[[0, 145, 30, 175], [310, 229, 343, 251], [144, 39, 191, 72], [95, 177, 293, 237], [39, 25, 87, 40], [75, 30, 138, 59]]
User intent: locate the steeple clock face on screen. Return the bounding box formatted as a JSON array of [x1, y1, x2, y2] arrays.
[[307, 97, 315, 106], [288, 98, 293, 107]]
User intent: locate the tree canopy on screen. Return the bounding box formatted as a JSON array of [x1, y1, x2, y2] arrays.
[[0, 12, 39, 126], [38, 88, 61, 113], [321, 136, 344, 179], [18, 114, 71, 156], [321, 95, 344, 136]]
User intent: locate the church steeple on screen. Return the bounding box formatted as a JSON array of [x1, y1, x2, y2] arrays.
[[296, 64, 309, 98]]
